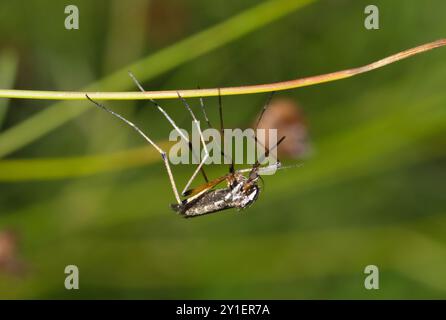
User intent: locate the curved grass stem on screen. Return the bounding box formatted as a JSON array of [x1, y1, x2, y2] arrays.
[[0, 39, 445, 101]]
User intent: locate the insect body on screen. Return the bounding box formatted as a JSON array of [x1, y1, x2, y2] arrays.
[[86, 73, 285, 218], [171, 172, 260, 217]]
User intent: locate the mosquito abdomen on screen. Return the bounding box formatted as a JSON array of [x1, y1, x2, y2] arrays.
[[172, 189, 234, 218]]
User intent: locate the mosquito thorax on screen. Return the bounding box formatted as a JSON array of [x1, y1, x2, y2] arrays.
[[224, 173, 259, 209]]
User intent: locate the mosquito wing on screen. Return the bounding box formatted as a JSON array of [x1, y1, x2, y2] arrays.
[[182, 175, 228, 197]]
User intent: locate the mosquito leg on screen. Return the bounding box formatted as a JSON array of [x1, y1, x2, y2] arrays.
[[252, 91, 275, 159], [85, 94, 181, 204], [153, 101, 209, 182], [197, 86, 213, 129], [177, 92, 209, 163], [255, 91, 275, 130], [181, 156, 209, 195], [248, 135, 286, 181], [176, 91, 212, 194], [244, 91, 278, 179], [218, 88, 235, 173], [197, 89, 234, 178], [155, 102, 210, 184], [258, 136, 285, 164], [128, 72, 208, 183], [129, 71, 188, 140]]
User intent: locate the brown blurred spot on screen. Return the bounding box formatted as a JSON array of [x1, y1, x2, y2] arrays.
[[254, 97, 310, 158], [0, 229, 25, 276], [147, 1, 189, 46]]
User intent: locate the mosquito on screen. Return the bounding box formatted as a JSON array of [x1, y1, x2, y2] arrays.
[[86, 74, 288, 218]]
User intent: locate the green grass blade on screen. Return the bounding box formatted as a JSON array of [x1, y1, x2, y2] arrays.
[[0, 49, 18, 128], [0, 0, 315, 158]]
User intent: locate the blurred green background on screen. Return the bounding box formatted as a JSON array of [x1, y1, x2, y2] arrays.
[[0, 0, 445, 299]]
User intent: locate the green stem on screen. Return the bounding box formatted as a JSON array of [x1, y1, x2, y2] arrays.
[[0, 39, 445, 101]]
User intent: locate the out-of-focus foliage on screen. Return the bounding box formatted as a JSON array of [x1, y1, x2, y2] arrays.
[[0, 0, 445, 298]]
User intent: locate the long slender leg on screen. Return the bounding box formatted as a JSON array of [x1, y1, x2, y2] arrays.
[[129, 72, 189, 141], [128, 72, 208, 184], [253, 91, 275, 157], [246, 91, 278, 179], [85, 94, 181, 204], [255, 91, 275, 130], [197, 86, 213, 129], [177, 91, 209, 160], [218, 88, 235, 173], [248, 135, 286, 181], [152, 102, 209, 183], [176, 91, 211, 195], [194, 88, 234, 171], [218, 88, 224, 135]]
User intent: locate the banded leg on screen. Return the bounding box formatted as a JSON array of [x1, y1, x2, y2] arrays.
[[85, 95, 181, 204], [217, 88, 235, 173], [197, 88, 213, 129], [253, 91, 275, 160], [128, 72, 209, 186], [176, 91, 211, 195]]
